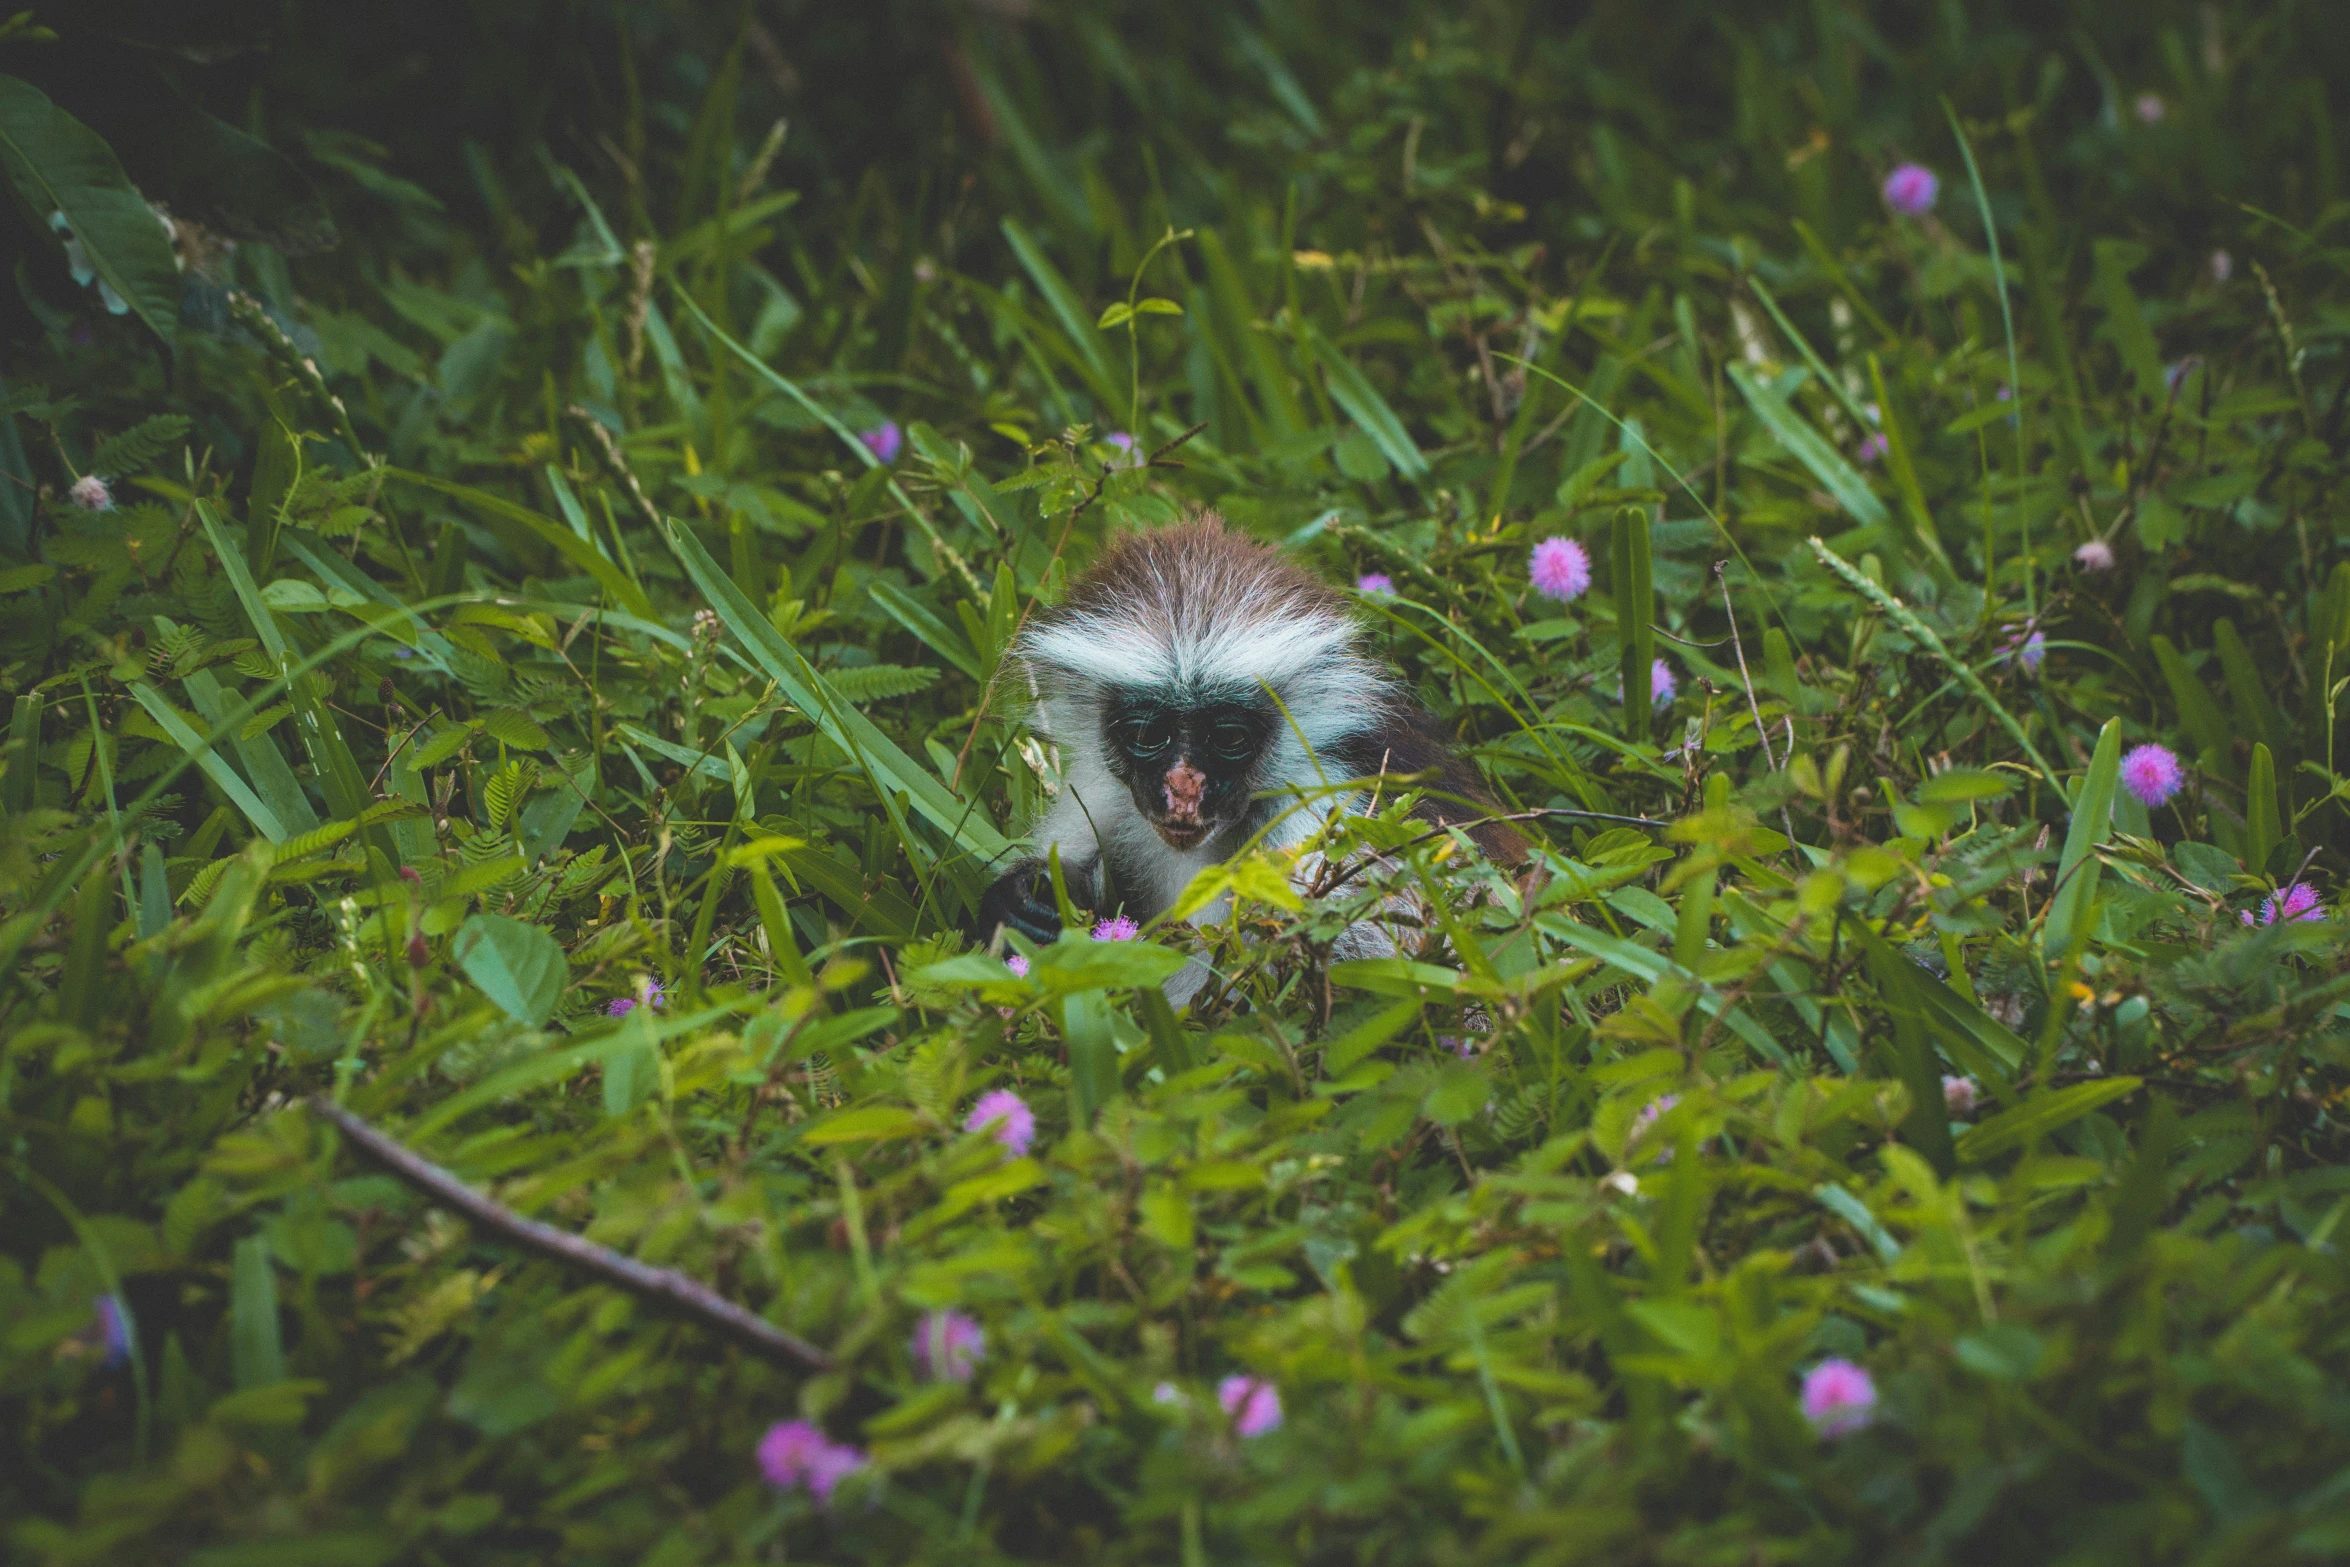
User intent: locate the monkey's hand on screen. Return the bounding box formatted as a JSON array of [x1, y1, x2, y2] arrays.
[[976, 858, 1078, 948]]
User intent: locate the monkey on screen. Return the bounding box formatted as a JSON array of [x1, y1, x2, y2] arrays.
[[975, 515, 1526, 987]]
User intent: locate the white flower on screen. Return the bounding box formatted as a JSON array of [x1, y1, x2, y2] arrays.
[[68, 474, 112, 512]]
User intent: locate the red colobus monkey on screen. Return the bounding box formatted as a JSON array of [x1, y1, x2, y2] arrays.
[[977, 517, 1525, 970]]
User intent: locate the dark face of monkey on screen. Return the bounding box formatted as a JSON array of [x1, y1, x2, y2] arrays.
[[1100, 687, 1276, 850]]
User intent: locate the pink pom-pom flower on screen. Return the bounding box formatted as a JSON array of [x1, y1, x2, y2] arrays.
[[2243, 883, 2325, 927], [1003, 952, 1030, 978], [1528, 536, 1592, 603], [1942, 1075, 1980, 1115], [964, 1089, 1035, 1157], [1217, 1375, 1283, 1437], [1856, 432, 1888, 465], [757, 1419, 867, 1504], [2074, 539, 2115, 572], [1092, 915, 1139, 941], [1882, 164, 1939, 216], [1800, 1358, 1877, 1437], [910, 1310, 987, 1384], [68, 474, 112, 512], [2119, 743, 2185, 808], [860, 421, 903, 463], [1356, 572, 1393, 594]]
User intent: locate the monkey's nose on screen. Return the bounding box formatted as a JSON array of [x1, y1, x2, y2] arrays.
[[1163, 760, 1207, 822]]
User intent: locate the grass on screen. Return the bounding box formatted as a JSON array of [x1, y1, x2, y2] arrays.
[[6, 2, 2350, 1561]]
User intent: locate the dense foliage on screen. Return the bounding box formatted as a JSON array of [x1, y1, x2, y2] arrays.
[[8, 1, 2350, 1560]]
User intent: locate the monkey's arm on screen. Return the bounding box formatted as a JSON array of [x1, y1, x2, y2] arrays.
[[976, 855, 1096, 947]]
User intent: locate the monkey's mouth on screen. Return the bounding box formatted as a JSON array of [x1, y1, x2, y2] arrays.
[[1153, 819, 1212, 850]]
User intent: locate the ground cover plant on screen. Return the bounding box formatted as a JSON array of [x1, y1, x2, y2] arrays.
[[6, 1, 2350, 1561]]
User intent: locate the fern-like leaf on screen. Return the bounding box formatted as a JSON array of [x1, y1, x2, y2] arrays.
[[93, 414, 192, 476], [823, 663, 940, 703]]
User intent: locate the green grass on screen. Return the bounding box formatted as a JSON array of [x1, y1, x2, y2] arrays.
[[6, 2, 2350, 1561]]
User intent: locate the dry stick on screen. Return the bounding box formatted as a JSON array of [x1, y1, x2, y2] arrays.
[[309, 1096, 833, 1371]]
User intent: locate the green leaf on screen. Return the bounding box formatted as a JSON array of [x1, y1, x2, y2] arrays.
[[0, 74, 181, 344], [230, 1234, 285, 1388], [453, 914, 567, 1027], [2247, 743, 2280, 876], [1000, 217, 1121, 404], [1731, 363, 1946, 581], [383, 469, 655, 621], [660, 517, 1008, 875], [1955, 1078, 2143, 1164], [1612, 507, 1654, 735], [1297, 317, 1429, 480], [802, 1105, 925, 1146], [2044, 719, 2120, 958]]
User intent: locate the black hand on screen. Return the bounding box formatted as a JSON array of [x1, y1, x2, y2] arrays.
[[977, 859, 1072, 947]]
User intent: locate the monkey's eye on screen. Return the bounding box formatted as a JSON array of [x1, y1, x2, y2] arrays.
[[1122, 717, 1175, 760], [1208, 722, 1258, 762]]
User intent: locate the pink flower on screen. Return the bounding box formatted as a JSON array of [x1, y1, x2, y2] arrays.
[[68, 474, 112, 511], [860, 421, 903, 463], [1004, 952, 1030, 978], [1103, 431, 1140, 467], [1882, 163, 1939, 216], [2015, 631, 2046, 675], [758, 1420, 867, 1504], [2119, 743, 2184, 808], [2073, 540, 2115, 572], [607, 979, 665, 1017], [1529, 536, 1592, 603], [1356, 573, 1393, 594], [607, 997, 635, 1017], [1941, 1075, 1980, 1115], [1856, 432, 1888, 465], [2134, 92, 2167, 124], [964, 1088, 1035, 1157], [2243, 884, 2325, 926], [910, 1310, 986, 1383], [1801, 1359, 1877, 1437], [1217, 1375, 1283, 1437], [1092, 915, 1139, 942]]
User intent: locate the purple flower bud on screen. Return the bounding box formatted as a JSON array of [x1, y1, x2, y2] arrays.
[[1217, 1374, 1283, 1437], [1856, 432, 1889, 465], [1882, 164, 1939, 217], [1092, 915, 1139, 942], [1941, 1075, 1980, 1115], [1528, 536, 1592, 603], [1004, 952, 1030, 978], [2119, 743, 2185, 808], [1651, 659, 1677, 704], [68, 474, 112, 512], [965, 1089, 1035, 1157], [1356, 573, 1394, 595], [757, 1419, 866, 1504], [860, 422, 903, 463], [607, 997, 635, 1017], [910, 1310, 986, 1383], [1801, 1358, 1877, 1437], [2073, 540, 2115, 572], [2243, 883, 2326, 926], [2016, 631, 2046, 675]]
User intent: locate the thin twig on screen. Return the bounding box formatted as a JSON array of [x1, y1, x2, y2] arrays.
[[310, 1096, 833, 1371]]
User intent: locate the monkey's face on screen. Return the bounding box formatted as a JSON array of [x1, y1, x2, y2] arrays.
[[1101, 689, 1275, 851]]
